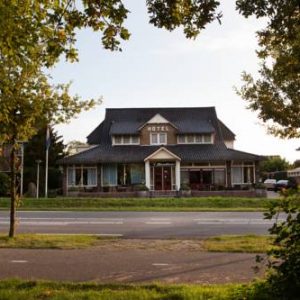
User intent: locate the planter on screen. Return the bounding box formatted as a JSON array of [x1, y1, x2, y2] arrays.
[[136, 191, 149, 197], [67, 191, 79, 197], [180, 190, 191, 197]]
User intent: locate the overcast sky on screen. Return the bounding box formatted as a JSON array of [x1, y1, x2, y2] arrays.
[[52, 0, 299, 163]]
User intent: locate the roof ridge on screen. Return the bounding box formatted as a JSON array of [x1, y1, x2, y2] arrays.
[[106, 106, 216, 110]]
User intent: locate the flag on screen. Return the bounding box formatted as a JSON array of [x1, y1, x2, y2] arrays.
[[45, 126, 51, 150]]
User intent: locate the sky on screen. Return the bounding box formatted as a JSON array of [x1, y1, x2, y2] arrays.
[[52, 0, 299, 163]]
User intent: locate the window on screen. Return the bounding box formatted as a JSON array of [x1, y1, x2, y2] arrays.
[[203, 134, 212, 143], [123, 136, 130, 144], [195, 135, 202, 143], [177, 134, 213, 144], [151, 133, 158, 144], [151, 133, 167, 145], [178, 135, 185, 143], [187, 135, 194, 143], [114, 136, 122, 144], [113, 135, 140, 145], [214, 169, 225, 185], [102, 164, 117, 186], [67, 166, 97, 187], [159, 133, 166, 144], [232, 167, 243, 184], [131, 136, 139, 144], [231, 163, 254, 185]]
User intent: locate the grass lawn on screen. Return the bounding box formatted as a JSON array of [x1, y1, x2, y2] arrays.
[[0, 279, 272, 300], [0, 196, 285, 211], [0, 234, 114, 249], [0, 233, 273, 253], [202, 235, 274, 253]]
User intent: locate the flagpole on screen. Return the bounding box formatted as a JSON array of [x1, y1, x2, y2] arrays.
[[45, 126, 49, 198]]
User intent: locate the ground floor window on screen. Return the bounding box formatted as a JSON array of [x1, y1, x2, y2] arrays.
[[67, 166, 97, 187], [180, 168, 226, 190], [102, 164, 117, 186], [231, 164, 254, 185], [105, 163, 145, 187]]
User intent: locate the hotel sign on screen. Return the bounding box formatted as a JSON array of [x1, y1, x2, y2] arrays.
[[147, 125, 169, 132]]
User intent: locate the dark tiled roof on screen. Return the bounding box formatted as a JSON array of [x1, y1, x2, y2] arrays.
[[87, 107, 225, 145], [59, 144, 261, 165], [109, 121, 142, 135], [175, 119, 215, 134], [218, 119, 235, 140]]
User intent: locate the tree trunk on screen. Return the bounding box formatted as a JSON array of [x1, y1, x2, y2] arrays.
[[9, 144, 17, 238]]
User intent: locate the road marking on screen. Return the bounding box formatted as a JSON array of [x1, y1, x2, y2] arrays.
[[150, 218, 171, 221], [0, 221, 123, 226], [145, 222, 172, 225], [152, 263, 170, 266], [194, 218, 283, 225], [11, 260, 28, 263], [44, 233, 123, 237]]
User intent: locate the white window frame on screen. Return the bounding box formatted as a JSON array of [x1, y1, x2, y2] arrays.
[[150, 133, 167, 145], [177, 134, 213, 144], [112, 135, 140, 145], [67, 165, 98, 187]]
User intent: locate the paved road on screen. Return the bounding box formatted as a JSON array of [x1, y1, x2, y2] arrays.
[[0, 247, 265, 283], [0, 211, 281, 238]]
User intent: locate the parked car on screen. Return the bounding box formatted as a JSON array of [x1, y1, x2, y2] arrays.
[[274, 178, 298, 192], [263, 179, 276, 190]]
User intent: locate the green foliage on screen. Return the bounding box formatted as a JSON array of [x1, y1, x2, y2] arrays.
[[236, 1, 300, 138], [261, 191, 300, 298], [260, 156, 290, 173], [23, 126, 65, 194], [293, 160, 300, 168], [0, 173, 9, 196], [147, 0, 222, 38]]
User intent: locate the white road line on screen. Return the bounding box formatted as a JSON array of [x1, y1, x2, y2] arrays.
[[11, 260, 28, 263], [145, 222, 172, 225], [44, 233, 123, 237], [0, 221, 123, 226], [150, 218, 171, 221], [152, 263, 170, 266]]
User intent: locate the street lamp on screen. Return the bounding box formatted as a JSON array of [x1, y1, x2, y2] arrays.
[[36, 159, 42, 199]]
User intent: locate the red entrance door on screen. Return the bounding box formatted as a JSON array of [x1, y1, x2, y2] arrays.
[[154, 166, 172, 190]]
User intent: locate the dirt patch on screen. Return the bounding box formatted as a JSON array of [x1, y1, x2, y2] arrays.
[[94, 239, 205, 251]]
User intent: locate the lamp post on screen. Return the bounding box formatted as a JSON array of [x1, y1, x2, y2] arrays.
[[36, 159, 42, 199]]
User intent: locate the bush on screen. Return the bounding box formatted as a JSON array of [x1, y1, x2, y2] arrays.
[[0, 172, 10, 196], [259, 190, 300, 299]]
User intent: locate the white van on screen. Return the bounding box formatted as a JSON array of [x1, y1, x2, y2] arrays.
[[263, 179, 276, 190]]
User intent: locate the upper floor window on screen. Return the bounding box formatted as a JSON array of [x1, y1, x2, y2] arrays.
[[151, 133, 167, 145], [177, 134, 213, 144], [113, 135, 140, 145]]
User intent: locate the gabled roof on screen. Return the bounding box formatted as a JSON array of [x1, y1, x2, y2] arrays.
[[87, 107, 228, 145]]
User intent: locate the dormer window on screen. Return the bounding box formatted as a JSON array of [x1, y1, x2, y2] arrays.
[[113, 135, 140, 145], [177, 134, 213, 144], [151, 133, 167, 145]]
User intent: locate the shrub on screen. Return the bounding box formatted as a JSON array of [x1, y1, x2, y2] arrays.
[[259, 189, 300, 299]]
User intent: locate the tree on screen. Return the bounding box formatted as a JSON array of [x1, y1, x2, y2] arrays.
[[236, 0, 300, 138], [23, 126, 66, 195], [293, 160, 300, 168], [260, 156, 290, 174]]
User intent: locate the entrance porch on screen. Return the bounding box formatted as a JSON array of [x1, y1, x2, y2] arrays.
[[145, 147, 181, 191]]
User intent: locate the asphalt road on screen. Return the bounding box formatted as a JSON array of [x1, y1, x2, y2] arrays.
[[0, 247, 265, 283], [0, 211, 281, 238]]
